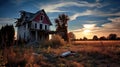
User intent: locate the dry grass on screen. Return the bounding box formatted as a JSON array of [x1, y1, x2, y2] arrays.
[[49, 40, 120, 67], [0, 47, 53, 67], [40, 35, 66, 48], [0, 40, 120, 67]]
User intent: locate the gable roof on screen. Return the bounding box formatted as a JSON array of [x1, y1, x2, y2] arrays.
[[32, 9, 52, 25], [15, 9, 52, 26]]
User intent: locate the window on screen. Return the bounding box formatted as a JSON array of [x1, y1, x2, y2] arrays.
[[45, 25, 47, 30], [28, 23, 31, 28], [35, 23, 37, 28], [40, 24, 42, 29], [40, 15, 43, 20]]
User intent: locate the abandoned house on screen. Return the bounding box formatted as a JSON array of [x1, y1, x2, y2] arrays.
[[15, 9, 52, 43]]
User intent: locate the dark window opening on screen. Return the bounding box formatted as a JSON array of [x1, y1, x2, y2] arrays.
[[45, 25, 47, 30], [28, 23, 31, 28], [35, 23, 37, 28], [40, 15, 43, 20], [40, 24, 42, 29]]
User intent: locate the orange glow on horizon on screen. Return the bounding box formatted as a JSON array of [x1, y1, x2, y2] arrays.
[[83, 29, 91, 33], [73, 31, 120, 39]]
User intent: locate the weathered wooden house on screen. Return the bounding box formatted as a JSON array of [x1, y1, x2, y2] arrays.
[[15, 9, 52, 43]]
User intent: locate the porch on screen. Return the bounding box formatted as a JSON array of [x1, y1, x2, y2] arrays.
[[30, 30, 49, 42]]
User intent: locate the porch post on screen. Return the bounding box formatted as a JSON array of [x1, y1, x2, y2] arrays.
[[35, 31, 38, 41]]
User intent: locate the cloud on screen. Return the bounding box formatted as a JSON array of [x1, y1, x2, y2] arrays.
[[70, 17, 120, 38], [108, 17, 120, 22], [70, 10, 94, 21], [98, 12, 120, 17], [39, 1, 101, 13], [70, 9, 120, 21], [0, 18, 16, 28], [102, 17, 120, 29], [83, 24, 96, 29], [72, 17, 120, 33], [39, 2, 66, 13], [0, 18, 16, 24], [82, 20, 102, 23], [70, 24, 101, 38], [72, 24, 100, 32]]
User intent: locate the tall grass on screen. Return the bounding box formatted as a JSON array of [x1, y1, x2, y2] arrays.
[[1, 40, 120, 67], [0, 35, 67, 67], [0, 46, 52, 67], [40, 35, 66, 48]]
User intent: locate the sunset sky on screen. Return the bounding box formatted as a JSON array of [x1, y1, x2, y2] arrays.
[[0, 0, 120, 39]]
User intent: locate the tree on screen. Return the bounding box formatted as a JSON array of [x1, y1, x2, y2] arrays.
[[93, 35, 98, 40], [68, 32, 76, 41], [83, 37, 87, 40], [80, 38, 82, 40], [117, 37, 120, 40], [99, 36, 106, 40], [108, 34, 117, 40], [0, 25, 15, 48], [55, 14, 69, 42]]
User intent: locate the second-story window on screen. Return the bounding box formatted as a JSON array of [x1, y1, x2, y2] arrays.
[[40, 24, 42, 29], [40, 15, 43, 21], [35, 23, 37, 28]]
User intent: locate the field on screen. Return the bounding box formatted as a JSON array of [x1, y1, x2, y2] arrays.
[[51, 40, 120, 67], [0, 40, 120, 67]]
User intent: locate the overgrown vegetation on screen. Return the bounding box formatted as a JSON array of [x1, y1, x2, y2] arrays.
[[0, 25, 120, 67], [40, 35, 66, 48], [1, 40, 120, 67], [55, 14, 69, 42], [0, 25, 15, 49]]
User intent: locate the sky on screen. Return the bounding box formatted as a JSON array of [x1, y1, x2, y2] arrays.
[[0, 0, 120, 39]]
